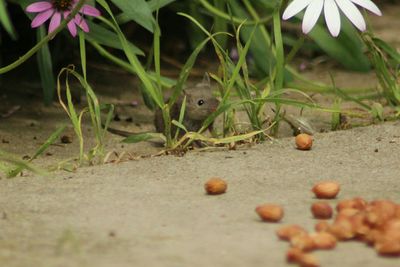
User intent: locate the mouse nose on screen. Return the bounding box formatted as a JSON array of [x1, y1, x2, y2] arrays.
[[211, 102, 219, 112]]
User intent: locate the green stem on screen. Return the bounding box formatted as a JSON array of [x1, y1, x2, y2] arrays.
[[162, 106, 172, 147], [0, 0, 86, 74], [285, 36, 304, 64]]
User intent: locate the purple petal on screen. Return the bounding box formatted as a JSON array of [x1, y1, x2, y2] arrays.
[[48, 12, 62, 33], [75, 14, 89, 32], [67, 20, 77, 37], [63, 11, 70, 19], [26, 1, 52, 13], [31, 9, 54, 28], [80, 5, 101, 17]]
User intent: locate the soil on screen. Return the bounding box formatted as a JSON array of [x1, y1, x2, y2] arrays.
[[1, 4, 400, 267]]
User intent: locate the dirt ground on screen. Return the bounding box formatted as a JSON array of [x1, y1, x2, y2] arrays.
[[1, 4, 400, 267]]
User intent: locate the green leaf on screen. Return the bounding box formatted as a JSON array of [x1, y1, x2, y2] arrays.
[[0, 0, 17, 40], [85, 21, 144, 56], [37, 25, 55, 104], [256, 0, 279, 10], [115, 0, 176, 25], [308, 17, 370, 72], [148, 0, 176, 10], [229, 0, 275, 76], [172, 119, 188, 133], [110, 0, 155, 32]]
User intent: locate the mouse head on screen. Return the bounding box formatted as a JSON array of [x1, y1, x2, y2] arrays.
[[183, 73, 219, 121]]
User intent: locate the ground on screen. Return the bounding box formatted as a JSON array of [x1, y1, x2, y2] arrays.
[[1, 4, 400, 267], [1, 122, 400, 267]]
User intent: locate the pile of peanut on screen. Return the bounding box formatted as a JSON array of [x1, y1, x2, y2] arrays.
[[272, 181, 400, 267], [206, 176, 400, 266]]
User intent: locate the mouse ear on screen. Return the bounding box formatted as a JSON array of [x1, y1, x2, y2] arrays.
[[202, 72, 211, 87]]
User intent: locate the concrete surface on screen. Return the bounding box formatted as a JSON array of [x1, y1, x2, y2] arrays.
[[1, 122, 400, 267]]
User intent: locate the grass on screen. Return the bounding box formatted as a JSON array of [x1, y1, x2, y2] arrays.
[[0, 125, 67, 178], [57, 65, 114, 165]]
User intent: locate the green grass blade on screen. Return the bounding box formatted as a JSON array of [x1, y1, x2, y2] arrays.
[[100, 103, 115, 140], [153, 10, 161, 90], [122, 133, 165, 143], [37, 25, 56, 104], [95, 2, 164, 108], [57, 68, 85, 161], [172, 120, 188, 133], [273, 7, 284, 91], [371, 37, 400, 63], [174, 96, 187, 140], [0, 150, 47, 178], [79, 31, 87, 80], [32, 125, 67, 161], [168, 31, 228, 105], [0, 0, 17, 40], [7, 125, 66, 177], [88, 40, 173, 87]]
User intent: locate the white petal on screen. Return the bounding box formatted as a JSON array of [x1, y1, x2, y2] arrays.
[[335, 0, 366, 31], [324, 0, 341, 37], [350, 0, 382, 16], [282, 0, 313, 20], [302, 0, 324, 34]]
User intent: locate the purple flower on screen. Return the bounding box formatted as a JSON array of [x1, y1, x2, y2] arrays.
[[26, 0, 101, 37]]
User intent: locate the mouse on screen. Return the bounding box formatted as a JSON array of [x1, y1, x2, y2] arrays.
[[106, 73, 219, 138]]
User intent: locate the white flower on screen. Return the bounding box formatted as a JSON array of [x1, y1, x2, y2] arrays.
[[282, 0, 382, 37]]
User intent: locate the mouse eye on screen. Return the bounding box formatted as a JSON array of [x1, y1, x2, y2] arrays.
[[197, 99, 205, 106]]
